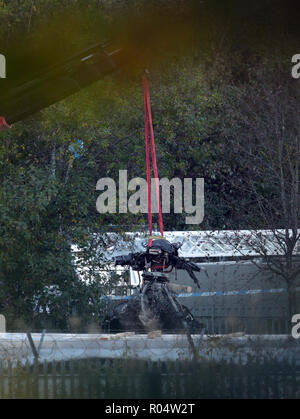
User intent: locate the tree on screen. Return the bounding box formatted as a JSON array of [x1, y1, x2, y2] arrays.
[[0, 100, 122, 330], [1, 0, 299, 330], [218, 63, 300, 318]]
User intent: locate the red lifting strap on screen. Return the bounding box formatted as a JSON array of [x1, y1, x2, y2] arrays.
[[143, 75, 164, 246], [0, 116, 11, 131]]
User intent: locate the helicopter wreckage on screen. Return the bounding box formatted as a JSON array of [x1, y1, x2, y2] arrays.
[[102, 239, 204, 336]]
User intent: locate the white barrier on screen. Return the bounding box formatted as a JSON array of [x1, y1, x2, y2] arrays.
[[0, 332, 298, 366]]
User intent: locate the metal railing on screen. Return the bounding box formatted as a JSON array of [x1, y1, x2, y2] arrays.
[[0, 357, 299, 399]]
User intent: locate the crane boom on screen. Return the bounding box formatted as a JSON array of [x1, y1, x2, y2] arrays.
[[0, 41, 125, 129]]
